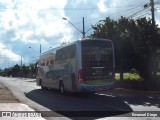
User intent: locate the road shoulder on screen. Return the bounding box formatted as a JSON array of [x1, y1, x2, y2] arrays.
[[0, 82, 19, 103]]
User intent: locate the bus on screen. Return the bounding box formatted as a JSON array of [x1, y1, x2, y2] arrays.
[[36, 38, 115, 93]]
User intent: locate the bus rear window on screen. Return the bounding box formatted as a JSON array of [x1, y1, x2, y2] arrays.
[[82, 40, 113, 67]]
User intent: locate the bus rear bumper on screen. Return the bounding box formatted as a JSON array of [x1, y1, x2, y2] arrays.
[[79, 82, 115, 92]]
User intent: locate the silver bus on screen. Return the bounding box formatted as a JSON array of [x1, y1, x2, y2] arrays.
[[36, 38, 115, 93]]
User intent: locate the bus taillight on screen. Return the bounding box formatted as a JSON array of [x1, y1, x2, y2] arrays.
[[78, 69, 84, 83], [112, 69, 115, 78]]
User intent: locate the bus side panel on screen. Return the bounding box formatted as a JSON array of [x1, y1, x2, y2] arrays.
[[62, 42, 80, 92], [50, 64, 65, 89], [36, 53, 54, 88], [62, 45, 77, 91], [70, 43, 79, 91], [36, 66, 40, 86], [36, 76, 40, 86], [51, 44, 77, 91], [75, 41, 82, 91], [62, 62, 75, 91]]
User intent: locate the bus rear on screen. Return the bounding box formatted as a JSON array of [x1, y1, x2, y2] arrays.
[[78, 39, 115, 92]]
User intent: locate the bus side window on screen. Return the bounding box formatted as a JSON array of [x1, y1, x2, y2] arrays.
[[46, 61, 49, 66], [41, 63, 45, 66], [50, 60, 54, 65], [66, 45, 76, 59], [55, 48, 67, 63], [61, 48, 67, 61], [55, 50, 61, 62]]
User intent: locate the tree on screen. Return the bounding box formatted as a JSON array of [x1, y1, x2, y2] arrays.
[[91, 17, 160, 83], [29, 62, 37, 78], [131, 18, 159, 80], [22, 64, 30, 78], [3, 68, 12, 77], [12, 64, 21, 77], [91, 17, 133, 80]]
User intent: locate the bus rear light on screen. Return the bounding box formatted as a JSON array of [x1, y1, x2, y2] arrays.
[[79, 79, 84, 83], [112, 69, 115, 78], [78, 69, 84, 83]]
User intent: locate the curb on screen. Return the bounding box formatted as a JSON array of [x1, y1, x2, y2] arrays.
[[112, 88, 160, 94]]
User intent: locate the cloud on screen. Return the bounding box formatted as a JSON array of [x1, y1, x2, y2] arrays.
[[97, 0, 122, 13], [0, 0, 74, 68], [0, 43, 21, 61], [0, 0, 160, 69], [0, 0, 71, 42], [97, 0, 109, 13]]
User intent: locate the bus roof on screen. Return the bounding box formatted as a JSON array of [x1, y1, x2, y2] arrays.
[[40, 38, 112, 57]]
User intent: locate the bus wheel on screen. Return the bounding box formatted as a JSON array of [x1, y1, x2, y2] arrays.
[[40, 79, 47, 90], [59, 81, 65, 94], [41, 86, 47, 90]]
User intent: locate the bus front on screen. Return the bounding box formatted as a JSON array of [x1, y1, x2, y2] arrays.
[[79, 38, 115, 92]]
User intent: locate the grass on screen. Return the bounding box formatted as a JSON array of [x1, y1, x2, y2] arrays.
[[157, 72, 160, 77], [115, 72, 160, 81], [115, 73, 141, 81]]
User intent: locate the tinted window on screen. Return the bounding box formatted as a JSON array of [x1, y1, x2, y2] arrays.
[[50, 60, 54, 64], [55, 48, 67, 62], [66, 44, 76, 59], [82, 40, 113, 67], [46, 61, 49, 66], [55, 45, 76, 63]]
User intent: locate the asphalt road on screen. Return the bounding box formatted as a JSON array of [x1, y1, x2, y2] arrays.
[[0, 76, 160, 120]]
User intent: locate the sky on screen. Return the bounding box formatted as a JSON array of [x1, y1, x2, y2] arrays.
[[0, 0, 160, 69]]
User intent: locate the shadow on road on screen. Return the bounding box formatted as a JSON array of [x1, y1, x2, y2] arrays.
[[120, 94, 160, 108], [25, 89, 132, 119]]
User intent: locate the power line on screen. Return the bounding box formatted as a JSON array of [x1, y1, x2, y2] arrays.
[[133, 12, 151, 20], [0, 6, 98, 11], [127, 8, 150, 19], [1, 42, 26, 43], [73, 2, 148, 25]]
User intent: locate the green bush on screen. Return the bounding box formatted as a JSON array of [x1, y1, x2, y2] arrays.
[[116, 73, 141, 81]]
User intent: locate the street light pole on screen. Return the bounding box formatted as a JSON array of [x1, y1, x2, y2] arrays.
[[40, 44, 41, 54], [63, 17, 85, 38], [85, 20, 103, 34], [150, 0, 155, 43], [82, 17, 85, 38], [29, 44, 41, 54], [150, 0, 155, 31], [150, 0, 157, 77], [20, 55, 22, 78], [29, 47, 39, 55]]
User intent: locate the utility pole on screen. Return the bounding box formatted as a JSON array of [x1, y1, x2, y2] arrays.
[[150, 0, 157, 77], [63, 17, 86, 38], [82, 17, 85, 38], [40, 44, 41, 54], [21, 56, 22, 78], [150, 0, 155, 34]]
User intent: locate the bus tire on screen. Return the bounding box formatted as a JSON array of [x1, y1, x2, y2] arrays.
[[40, 79, 47, 90], [41, 86, 47, 90], [59, 81, 65, 94], [71, 73, 76, 90]]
